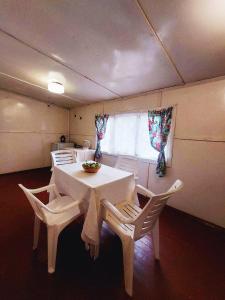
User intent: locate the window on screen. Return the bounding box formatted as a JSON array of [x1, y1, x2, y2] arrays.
[[101, 112, 174, 163]]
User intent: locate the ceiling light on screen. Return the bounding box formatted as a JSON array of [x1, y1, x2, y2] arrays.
[[48, 81, 64, 94]]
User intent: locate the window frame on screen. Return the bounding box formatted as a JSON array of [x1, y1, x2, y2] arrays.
[[101, 106, 176, 167]]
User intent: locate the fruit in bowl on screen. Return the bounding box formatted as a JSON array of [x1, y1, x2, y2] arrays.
[[82, 161, 101, 173]]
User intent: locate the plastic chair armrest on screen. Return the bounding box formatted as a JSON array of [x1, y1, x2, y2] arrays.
[[42, 200, 81, 214], [27, 184, 56, 194], [27, 184, 62, 202], [135, 184, 155, 198]]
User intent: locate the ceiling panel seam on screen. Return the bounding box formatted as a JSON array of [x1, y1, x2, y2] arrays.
[[0, 71, 84, 103], [0, 87, 71, 108], [135, 0, 185, 84], [0, 28, 121, 98]]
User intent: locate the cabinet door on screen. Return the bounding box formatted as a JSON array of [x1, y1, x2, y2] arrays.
[[85, 150, 95, 161], [75, 150, 85, 162]]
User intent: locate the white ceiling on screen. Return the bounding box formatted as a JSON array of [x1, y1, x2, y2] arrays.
[[0, 0, 225, 108]]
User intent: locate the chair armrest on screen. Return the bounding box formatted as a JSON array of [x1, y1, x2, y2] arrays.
[[27, 184, 62, 202], [42, 200, 81, 214], [25, 184, 56, 194], [101, 199, 134, 224], [135, 184, 155, 198]]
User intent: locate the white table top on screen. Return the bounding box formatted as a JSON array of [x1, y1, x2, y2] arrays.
[[54, 162, 133, 189]]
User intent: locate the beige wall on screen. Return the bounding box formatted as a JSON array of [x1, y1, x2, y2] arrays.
[[69, 77, 225, 228], [0, 89, 69, 173]]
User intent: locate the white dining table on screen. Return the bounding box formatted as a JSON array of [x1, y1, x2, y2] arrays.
[[50, 162, 136, 257]]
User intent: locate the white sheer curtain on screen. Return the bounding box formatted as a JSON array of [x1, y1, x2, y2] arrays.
[[101, 112, 159, 160]]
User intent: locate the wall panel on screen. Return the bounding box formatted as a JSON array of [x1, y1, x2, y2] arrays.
[[0, 90, 68, 173], [69, 103, 103, 136], [103, 92, 161, 114], [162, 80, 225, 141], [148, 139, 225, 228], [0, 132, 43, 173]]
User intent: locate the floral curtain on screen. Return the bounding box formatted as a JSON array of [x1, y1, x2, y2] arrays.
[[148, 107, 173, 177], [94, 114, 109, 160]]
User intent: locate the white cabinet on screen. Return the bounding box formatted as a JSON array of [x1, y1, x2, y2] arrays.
[[51, 145, 95, 163], [74, 149, 95, 162]]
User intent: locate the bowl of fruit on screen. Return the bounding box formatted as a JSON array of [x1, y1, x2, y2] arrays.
[[82, 161, 101, 173]]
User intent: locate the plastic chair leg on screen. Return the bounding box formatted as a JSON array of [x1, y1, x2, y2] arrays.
[[152, 219, 160, 260], [33, 215, 41, 250], [121, 237, 134, 297], [47, 226, 59, 273]]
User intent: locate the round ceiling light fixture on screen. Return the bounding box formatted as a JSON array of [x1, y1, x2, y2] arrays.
[[48, 81, 64, 94]]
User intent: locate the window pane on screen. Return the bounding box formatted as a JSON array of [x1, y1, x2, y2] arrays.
[[114, 114, 137, 156]]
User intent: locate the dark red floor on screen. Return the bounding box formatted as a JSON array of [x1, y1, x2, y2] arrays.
[[0, 168, 224, 300]]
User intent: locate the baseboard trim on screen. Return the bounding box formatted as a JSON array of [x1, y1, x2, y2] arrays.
[[166, 205, 225, 233], [138, 193, 225, 232], [0, 166, 51, 176]]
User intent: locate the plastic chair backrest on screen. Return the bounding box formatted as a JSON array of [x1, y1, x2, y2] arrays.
[[133, 180, 183, 240], [115, 155, 138, 177], [19, 184, 47, 223], [51, 150, 76, 167]]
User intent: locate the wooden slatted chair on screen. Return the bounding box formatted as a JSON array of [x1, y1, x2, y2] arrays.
[[19, 183, 83, 273], [115, 155, 139, 181], [51, 150, 76, 169], [101, 179, 184, 296]]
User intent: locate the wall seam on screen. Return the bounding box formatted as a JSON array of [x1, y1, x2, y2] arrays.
[[0, 131, 67, 134], [174, 137, 225, 143]]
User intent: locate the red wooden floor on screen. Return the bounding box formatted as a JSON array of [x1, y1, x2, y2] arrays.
[[0, 168, 224, 300]]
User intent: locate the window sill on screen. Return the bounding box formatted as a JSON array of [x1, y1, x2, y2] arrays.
[[102, 152, 155, 164], [102, 152, 172, 168]]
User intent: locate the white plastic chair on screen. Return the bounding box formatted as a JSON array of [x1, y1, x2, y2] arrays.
[[115, 155, 139, 181], [19, 183, 83, 273], [51, 150, 76, 169], [101, 180, 184, 296]]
